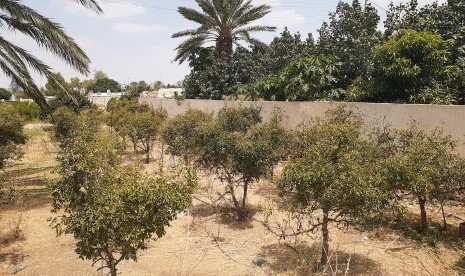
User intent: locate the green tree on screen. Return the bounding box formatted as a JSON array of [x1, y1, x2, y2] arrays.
[[0, 104, 27, 169], [172, 0, 275, 63], [0, 0, 101, 111], [123, 80, 150, 99], [198, 106, 286, 220], [372, 30, 455, 103], [131, 108, 168, 163], [239, 55, 340, 101], [183, 46, 266, 99], [385, 0, 465, 40], [50, 118, 191, 276], [317, 0, 382, 87], [386, 122, 465, 230], [92, 78, 121, 93], [161, 109, 214, 163], [278, 107, 390, 267], [259, 27, 315, 76], [0, 88, 11, 100], [44, 72, 69, 96]]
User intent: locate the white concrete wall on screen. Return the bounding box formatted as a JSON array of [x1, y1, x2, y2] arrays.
[[139, 98, 465, 153]]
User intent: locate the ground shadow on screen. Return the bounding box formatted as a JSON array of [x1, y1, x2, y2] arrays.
[[379, 212, 462, 249], [456, 255, 465, 275], [190, 202, 261, 230], [3, 166, 56, 183], [260, 242, 383, 276], [0, 252, 27, 265], [1, 186, 51, 211]]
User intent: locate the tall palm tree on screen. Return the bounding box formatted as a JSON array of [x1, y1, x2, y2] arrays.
[[0, 0, 102, 111], [172, 0, 276, 63]]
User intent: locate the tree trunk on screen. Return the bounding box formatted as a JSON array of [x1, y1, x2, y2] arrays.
[[0, 159, 4, 169], [216, 35, 233, 57], [145, 140, 150, 164], [228, 183, 241, 220], [104, 247, 117, 276], [419, 197, 428, 230], [239, 182, 249, 221], [441, 203, 447, 230], [320, 210, 330, 268]]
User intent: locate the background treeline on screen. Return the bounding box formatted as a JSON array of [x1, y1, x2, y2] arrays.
[[183, 0, 465, 105]]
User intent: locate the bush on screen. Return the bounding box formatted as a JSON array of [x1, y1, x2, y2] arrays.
[[10, 102, 41, 121]]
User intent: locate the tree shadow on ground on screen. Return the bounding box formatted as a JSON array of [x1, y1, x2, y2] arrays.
[[1, 186, 51, 211], [260, 242, 383, 276], [0, 252, 27, 265], [190, 202, 261, 230], [3, 166, 55, 183], [456, 254, 465, 275], [367, 211, 463, 249]]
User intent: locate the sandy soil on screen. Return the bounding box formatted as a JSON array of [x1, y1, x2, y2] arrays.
[[0, 124, 464, 276]]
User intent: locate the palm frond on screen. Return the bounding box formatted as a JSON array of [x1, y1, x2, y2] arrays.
[[173, 0, 275, 63], [70, 0, 103, 14], [0, 0, 102, 112]]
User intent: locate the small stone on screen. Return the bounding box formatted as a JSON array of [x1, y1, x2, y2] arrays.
[[46, 217, 52, 222], [361, 236, 370, 242], [252, 257, 266, 267], [11, 263, 26, 274]]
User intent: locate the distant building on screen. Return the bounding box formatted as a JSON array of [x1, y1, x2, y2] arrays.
[[88, 91, 125, 106], [156, 88, 183, 98]]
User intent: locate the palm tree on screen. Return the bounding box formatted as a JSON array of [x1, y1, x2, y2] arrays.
[[172, 0, 276, 63], [0, 0, 102, 111]]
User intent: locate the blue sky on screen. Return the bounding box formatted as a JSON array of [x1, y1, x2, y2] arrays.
[[0, 0, 445, 88]]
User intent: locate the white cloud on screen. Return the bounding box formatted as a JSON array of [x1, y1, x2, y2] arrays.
[[57, 0, 146, 19], [258, 9, 305, 29], [113, 23, 165, 35]]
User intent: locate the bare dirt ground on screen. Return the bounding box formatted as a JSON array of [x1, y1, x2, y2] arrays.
[[1, 124, 464, 276]]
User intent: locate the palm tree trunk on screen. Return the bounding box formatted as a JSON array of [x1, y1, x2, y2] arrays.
[[216, 35, 233, 57]]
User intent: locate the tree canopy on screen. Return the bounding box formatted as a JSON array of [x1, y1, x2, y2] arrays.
[[172, 0, 275, 63]]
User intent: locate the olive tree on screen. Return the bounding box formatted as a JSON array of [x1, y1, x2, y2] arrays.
[[50, 115, 191, 276], [278, 107, 390, 268]]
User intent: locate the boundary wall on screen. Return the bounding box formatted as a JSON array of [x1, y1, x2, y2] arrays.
[[139, 98, 465, 153]]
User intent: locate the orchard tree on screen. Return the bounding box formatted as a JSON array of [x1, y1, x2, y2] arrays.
[[387, 122, 465, 230], [0, 104, 27, 169], [50, 115, 191, 276], [278, 107, 390, 268], [161, 109, 214, 164], [131, 108, 168, 163], [197, 106, 287, 220]]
